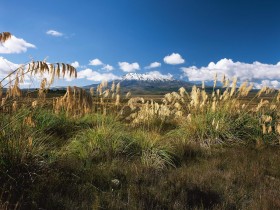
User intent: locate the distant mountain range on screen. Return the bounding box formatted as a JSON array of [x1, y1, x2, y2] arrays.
[[83, 73, 194, 95]]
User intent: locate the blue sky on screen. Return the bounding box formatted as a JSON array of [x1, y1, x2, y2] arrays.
[[1, 0, 280, 88]]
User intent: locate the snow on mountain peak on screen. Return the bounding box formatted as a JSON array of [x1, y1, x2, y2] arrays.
[[122, 72, 174, 81]]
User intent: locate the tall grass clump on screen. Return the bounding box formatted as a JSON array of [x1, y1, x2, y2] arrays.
[[126, 74, 280, 146]]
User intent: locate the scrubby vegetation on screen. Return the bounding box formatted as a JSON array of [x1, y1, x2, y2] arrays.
[[1, 33, 280, 209]]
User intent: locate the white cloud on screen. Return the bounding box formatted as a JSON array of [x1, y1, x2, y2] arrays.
[[0, 57, 19, 78], [77, 68, 121, 82], [164, 53, 185, 65], [71, 61, 79, 68], [181, 58, 280, 88], [0, 35, 35, 54], [118, 62, 140, 72], [145, 62, 161, 69], [102, 64, 114, 71], [46, 30, 63, 37], [255, 80, 280, 89], [146, 71, 173, 80], [89, 58, 103, 66]]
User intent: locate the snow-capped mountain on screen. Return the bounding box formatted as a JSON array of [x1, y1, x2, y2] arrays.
[[83, 72, 193, 94], [122, 72, 174, 82]]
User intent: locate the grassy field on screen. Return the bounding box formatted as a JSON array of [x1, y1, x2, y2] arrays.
[[1, 58, 280, 209]]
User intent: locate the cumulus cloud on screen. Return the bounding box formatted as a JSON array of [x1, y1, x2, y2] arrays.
[[181, 58, 280, 88], [102, 64, 114, 71], [145, 62, 161, 69], [71, 61, 79, 68], [164, 53, 185, 65], [46, 30, 63, 37], [0, 35, 35, 54], [145, 71, 173, 80], [77, 68, 121, 82], [89, 58, 103, 66], [118, 62, 140, 72], [0, 57, 19, 78]]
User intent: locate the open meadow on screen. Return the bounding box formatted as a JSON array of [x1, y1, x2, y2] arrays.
[[1, 34, 280, 209]]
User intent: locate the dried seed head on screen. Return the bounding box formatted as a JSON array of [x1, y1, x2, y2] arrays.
[[187, 114, 192, 122], [115, 94, 120, 106], [230, 77, 237, 97], [268, 125, 272, 134], [12, 101, 18, 112], [0, 32, 12, 43], [213, 73, 217, 89], [111, 81, 115, 92], [101, 80, 108, 88], [126, 91, 131, 99], [32, 100, 38, 108], [116, 82, 121, 93], [90, 87, 94, 97], [275, 123, 280, 135], [262, 115, 272, 123], [179, 87, 186, 97], [262, 124, 267, 134]]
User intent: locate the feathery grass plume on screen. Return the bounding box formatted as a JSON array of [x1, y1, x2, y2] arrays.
[[12, 101, 18, 112], [0, 32, 12, 43], [225, 78, 230, 88], [103, 89, 110, 98], [111, 81, 115, 92], [201, 90, 208, 107], [32, 100, 38, 108], [262, 124, 267, 134], [53, 86, 93, 117], [111, 92, 115, 99], [190, 85, 200, 108], [275, 123, 280, 135], [116, 82, 121, 94], [213, 72, 217, 89], [211, 97, 217, 112], [237, 81, 248, 96], [55, 63, 60, 78], [9, 74, 22, 98], [1, 98, 6, 106], [18, 65, 25, 83], [179, 87, 186, 97], [97, 84, 102, 96], [221, 89, 230, 101], [270, 104, 277, 111], [164, 93, 173, 103], [221, 74, 226, 87], [216, 89, 220, 98], [125, 91, 131, 99], [101, 80, 108, 89], [230, 77, 237, 97], [268, 125, 272, 134], [90, 87, 94, 97], [262, 115, 272, 123], [256, 99, 270, 112], [115, 94, 120, 106], [49, 64, 55, 84], [174, 102, 182, 110], [215, 120, 219, 131], [257, 86, 267, 97], [38, 78, 47, 101], [202, 81, 205, 89], [127, 97, 145, 110], [23, 115, 35, 127], [187, 113, 192, 122], [243, 83, 254, 97]]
